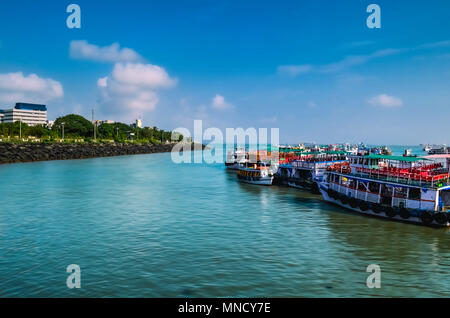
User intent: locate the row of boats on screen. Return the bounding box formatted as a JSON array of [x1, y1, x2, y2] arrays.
[[225, 144, 450, 228], [421, 144, 450, 155]]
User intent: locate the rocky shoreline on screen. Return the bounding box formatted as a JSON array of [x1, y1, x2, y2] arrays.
[[0, 142, 204, 165]]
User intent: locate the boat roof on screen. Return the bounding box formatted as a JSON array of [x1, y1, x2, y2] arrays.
[[279, 149, 349, 155], [424, 154, 450, 159], [349, 153, 428, 162]]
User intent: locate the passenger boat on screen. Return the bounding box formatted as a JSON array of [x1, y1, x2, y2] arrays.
[[319, 153, 450, 227], [427, 145, 449, 155], [237, 161, 275, 185], [225, 147, 248, 170], [276, 151, 349, 193]]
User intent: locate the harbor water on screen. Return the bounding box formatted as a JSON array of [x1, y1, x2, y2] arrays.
[[1, 146, 450, 297]]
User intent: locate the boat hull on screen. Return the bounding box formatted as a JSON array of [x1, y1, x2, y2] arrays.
[[237, 169, 274, 185], [238, 176, 274, 185], [318, 184, 450, 228]]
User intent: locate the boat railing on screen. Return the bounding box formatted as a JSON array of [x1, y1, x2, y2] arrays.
[[292, 159, 347, 169], [347, 168, 450, 188]]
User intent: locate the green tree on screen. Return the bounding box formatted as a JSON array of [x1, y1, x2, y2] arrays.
[[53, 114, 94, 138], [98, 122, 133, 141]]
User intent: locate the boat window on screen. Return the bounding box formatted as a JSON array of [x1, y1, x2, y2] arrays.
[[335, 174, 340, 183], [381, 184, 393, 196], [408, 188, 421, 200], [358, 181, 368, 191], [349, 179, 356, 189], [368, 181, 380, 193], [394, 187, 407, 199]]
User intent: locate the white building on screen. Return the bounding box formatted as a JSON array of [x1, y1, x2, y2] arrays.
[[46, 120, 54, 129], [130, 119, 143, 128], [0, 103, 47, 126]]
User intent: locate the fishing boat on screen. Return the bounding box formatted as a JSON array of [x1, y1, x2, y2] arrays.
[[318, 153, 450, 227], [225, 147, 248, 170], [237, 161, 275, 185], [276, 151, 349, 193]]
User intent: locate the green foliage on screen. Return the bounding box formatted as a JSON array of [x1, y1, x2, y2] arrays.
[[97, 122, 131, 140], [0, 114, 182, 144], [0, 122, 56, 139], [53, 114, 94, 138]]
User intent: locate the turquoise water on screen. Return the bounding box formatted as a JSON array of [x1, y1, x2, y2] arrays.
[[1, 146, 450, 297]]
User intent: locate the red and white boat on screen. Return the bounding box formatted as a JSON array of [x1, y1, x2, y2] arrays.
[[319, 153, 450, 227]]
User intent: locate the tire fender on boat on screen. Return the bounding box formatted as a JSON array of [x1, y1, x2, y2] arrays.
[[421, 211, 433, 225], [326, 188, 334, 198], [434, 212, 447, 225], [399, 207, 410, 219], [385, 207, 396, 218], [359, 201, 369, 211], [349, 197, 358, 208], [340, 194, 349, 205], [371, 204, 381, 214]]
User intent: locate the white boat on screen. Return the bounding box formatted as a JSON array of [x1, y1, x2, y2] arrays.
[[428, 145, 449, 155], [225, 147, 248, 170], [319, 153, 450, 227], [276, 151, 349, 193]]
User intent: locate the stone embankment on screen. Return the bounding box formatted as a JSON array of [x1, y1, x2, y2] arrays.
[[0, 142, 203, 164]]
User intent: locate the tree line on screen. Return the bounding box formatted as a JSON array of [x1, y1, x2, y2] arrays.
[[0, 114, 180, 143]]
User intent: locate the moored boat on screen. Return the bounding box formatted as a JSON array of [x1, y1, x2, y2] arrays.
[[225, 147, 248, 170], [276, 151, 349, 193], [237, 161, 275, 185], [319, 153, 450, 227]]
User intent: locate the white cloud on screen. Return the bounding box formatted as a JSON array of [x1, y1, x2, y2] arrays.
[[278, 39, 450, 78], [112, 63, 177, 88], [212, 94, 232, 110], [0, 72, 63, 104], [97, 63, 177, 120], [277, 65, 312, 76], [418, 40, 450, 49], [319, 49, 404, 73], [97, 77, 108, 87], [368, 94, 403, 108], [70, 40, 143, 63], [278, 48, 404, 77]]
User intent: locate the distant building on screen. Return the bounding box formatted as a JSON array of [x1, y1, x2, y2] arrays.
[[46, 120, 54, 129], [0, 103, 47, 126], [130, 119, 142, 128], [102, 120, 115, 124]]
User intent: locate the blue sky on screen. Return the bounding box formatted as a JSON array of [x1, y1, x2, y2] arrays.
[[1, 0, 450, 144]]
